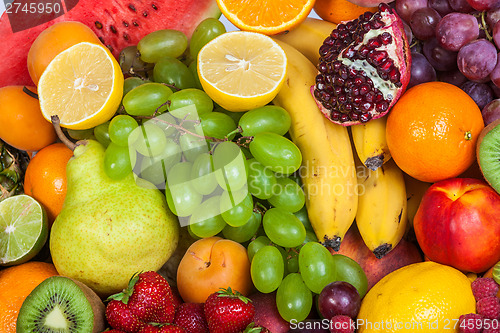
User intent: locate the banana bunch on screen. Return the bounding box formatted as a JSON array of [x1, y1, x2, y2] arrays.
[[273, 39, 358, 251], [351, 116, 392, 171]]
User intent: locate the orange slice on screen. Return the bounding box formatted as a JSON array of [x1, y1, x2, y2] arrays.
[[216, 0, 315, 35]]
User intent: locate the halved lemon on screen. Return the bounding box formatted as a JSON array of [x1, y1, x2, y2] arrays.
[[38, 42, 124, 130], [197, 31, 287, 112], [217, 0, 315, 35]]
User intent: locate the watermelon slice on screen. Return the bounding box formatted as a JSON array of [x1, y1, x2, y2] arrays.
[[0, 0, 221, 88]]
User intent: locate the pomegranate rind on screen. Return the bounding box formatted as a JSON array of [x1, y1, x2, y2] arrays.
[[312, 4, 411, 126]]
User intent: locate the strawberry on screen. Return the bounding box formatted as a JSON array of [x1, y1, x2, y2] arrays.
[[104, 330, 129, 333], [138, 324, 186, 333], [173, 303, 209, 333], [204, 287, 255, 333], [105, 271, 177, 332]]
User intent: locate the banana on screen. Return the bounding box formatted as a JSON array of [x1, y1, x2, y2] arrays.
[[355, 159, 408, 259], [273, 39, 357, 251], [273, 17, 336, 66], [351, 116, 391, 171], [403, 172, 431, 228]]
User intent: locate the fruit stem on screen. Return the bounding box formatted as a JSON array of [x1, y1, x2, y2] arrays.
[[22, 86, 38, 99], [480, 11, 493, 41], [51, 116, 77, 151], [225, 126, 243, 139], [465, 131, 473, 141]]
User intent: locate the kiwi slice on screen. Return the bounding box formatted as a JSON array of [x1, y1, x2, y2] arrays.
[[477, 119, 500, 194], [16, 276, 105, 333]]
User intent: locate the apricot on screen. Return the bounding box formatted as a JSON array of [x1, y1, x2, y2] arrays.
[[176, 237, 253, 303]]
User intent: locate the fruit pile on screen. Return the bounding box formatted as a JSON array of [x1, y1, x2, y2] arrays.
[[1, 0, 500, 332]]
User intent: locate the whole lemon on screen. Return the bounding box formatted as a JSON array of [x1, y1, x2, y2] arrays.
[[357, 261, 475, 333]]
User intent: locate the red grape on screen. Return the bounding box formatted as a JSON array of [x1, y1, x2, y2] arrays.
[[409, 52, 437, 88], [318, 281, 361, 320], [487, 6, 500, 28], [460, 81, 495, 109], [449, 0, 475, 12], [493, 21, 500, 49], [466, 0, 500, 11], [436, 13, 480, 51], [490, 54, 500, 87], [482, 99, 500, 125], [457, 39, 497, 81], [395, 0, 429, 23], [410, 7, 442, 40], [429, 0, 454, 15], [438, 69, 469, 86], [423, 38, 458, 71]]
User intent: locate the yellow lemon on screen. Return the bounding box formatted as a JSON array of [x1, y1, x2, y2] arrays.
[[357, 261, 476, 333], [197, 31, 287, 112], [38, 42, 124, 130]]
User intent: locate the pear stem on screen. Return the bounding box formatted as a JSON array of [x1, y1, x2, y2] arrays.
[[51, 115, 77, 151]]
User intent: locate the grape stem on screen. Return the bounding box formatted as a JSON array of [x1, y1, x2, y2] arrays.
[[51, 115, 77, 151], [480, 11, 493, 42], [236, 135, 253, 148], [225, 126, 243, 139]]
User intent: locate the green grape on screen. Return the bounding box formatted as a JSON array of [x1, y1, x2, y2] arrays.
[[268, 177, 305, 213], [249, 132, 302, 176], [247, 236, 272, 261], [276, 273, 313, 323], [263, 208, 306, 248], [189, 18, 226, 59], [109, 115, 138, 147], [199, 112, 236, 139], [152, 113, 178, 137], [239, 105, 291, 136], [168, 88, 213, 120], [104, 142, 135, 180], [190, 153, 218, 195], [179, 133, 209, 162], [140, 138, 182, 186], [304, 230, 318, 243], [251, 245, 284, 293], [189, 196, 226, 238], [213, 141, 248, 192], [123, 77, 149, 96], [187, 225, 201, 240], [222, 211, 262, 243], [217, 106, 245, 124], [299, 242, 336, 294], [165, 162, 203, 217], [119, 46, 153, 77], [331, 254, 369, 298], [123, 83, 173, 116], [294, 206, 313, 232], [153, 56, 196, 90], [286, 249, 299, 273], [94, 121, 111, 148], [67, 128, 94, 140], [277, 245, 290, 277], [188, 61, 203, 90], [130, 123, 168, 157], [220, 190, 253, 227], [137, 29, 188, 63], [247, 158, 277, 200]]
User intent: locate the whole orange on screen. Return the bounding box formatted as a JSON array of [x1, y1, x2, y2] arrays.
[[177, 237, 252, 303], [27, 21, 101, 85], [386, 82, 484, 183], [313, 0, 377, 24], [0, 261, 58, 333], [0, 86, 56, 152], [24, 143, 73, 225]]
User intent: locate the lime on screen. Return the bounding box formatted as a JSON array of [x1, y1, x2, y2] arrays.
[[0, 195, 48, 266]]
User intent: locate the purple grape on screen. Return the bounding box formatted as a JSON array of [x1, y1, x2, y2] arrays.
[[487, 6, 500, 28], [482, 99, 500, 125], [457, 39, 498, 81], [318, 281, 361, 320], [409, 52, 437, 88], [436, 13, 480, 51], [467, 0, 500, 11], [423, 38, 458, 71], [429, 0, 454, 15], [438, 68, 469, 86], [395, 0, 429, 23], [449, 0, 475, 11], [491, 81, 500, 97], [410, 7, 442, 40], [402, 20, 413, 44], [490, 54, 500, 87], [475, 14, 488, 39], [460, 81, 495, 109], [494, 21, 500, 49]]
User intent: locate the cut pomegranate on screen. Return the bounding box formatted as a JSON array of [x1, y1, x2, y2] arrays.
[[313, 4, 411, 126]]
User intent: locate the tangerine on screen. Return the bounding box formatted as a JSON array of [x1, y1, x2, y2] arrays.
[[313, 0, 377, 24], [24, 143, 74, 225], [27, 21, 101, 85], [0, 261, 58, 333], [386, 82, 484, 183], [0, 86, 56, 152]]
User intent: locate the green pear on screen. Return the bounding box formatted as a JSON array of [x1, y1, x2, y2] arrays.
[[50, 140, 179, 297]]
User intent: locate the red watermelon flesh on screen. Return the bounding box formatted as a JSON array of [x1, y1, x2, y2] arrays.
[[0, 0, 221, 88]]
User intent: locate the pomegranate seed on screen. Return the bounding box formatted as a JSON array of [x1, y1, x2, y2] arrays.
[[350, 112, 360, 121], [380, 32, 392, 45], [340, 114, 350, 122], [345, 103, 354, 112], [367, 38, 382, 49], [370, 20, 384, 29], [378, 59, 393, 73], [360, 84, 371, 95], [334, 86, 342, 95], [331, 111, 341, 121], [360, 113, 372, 122], [376, 101, 389, 112]]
